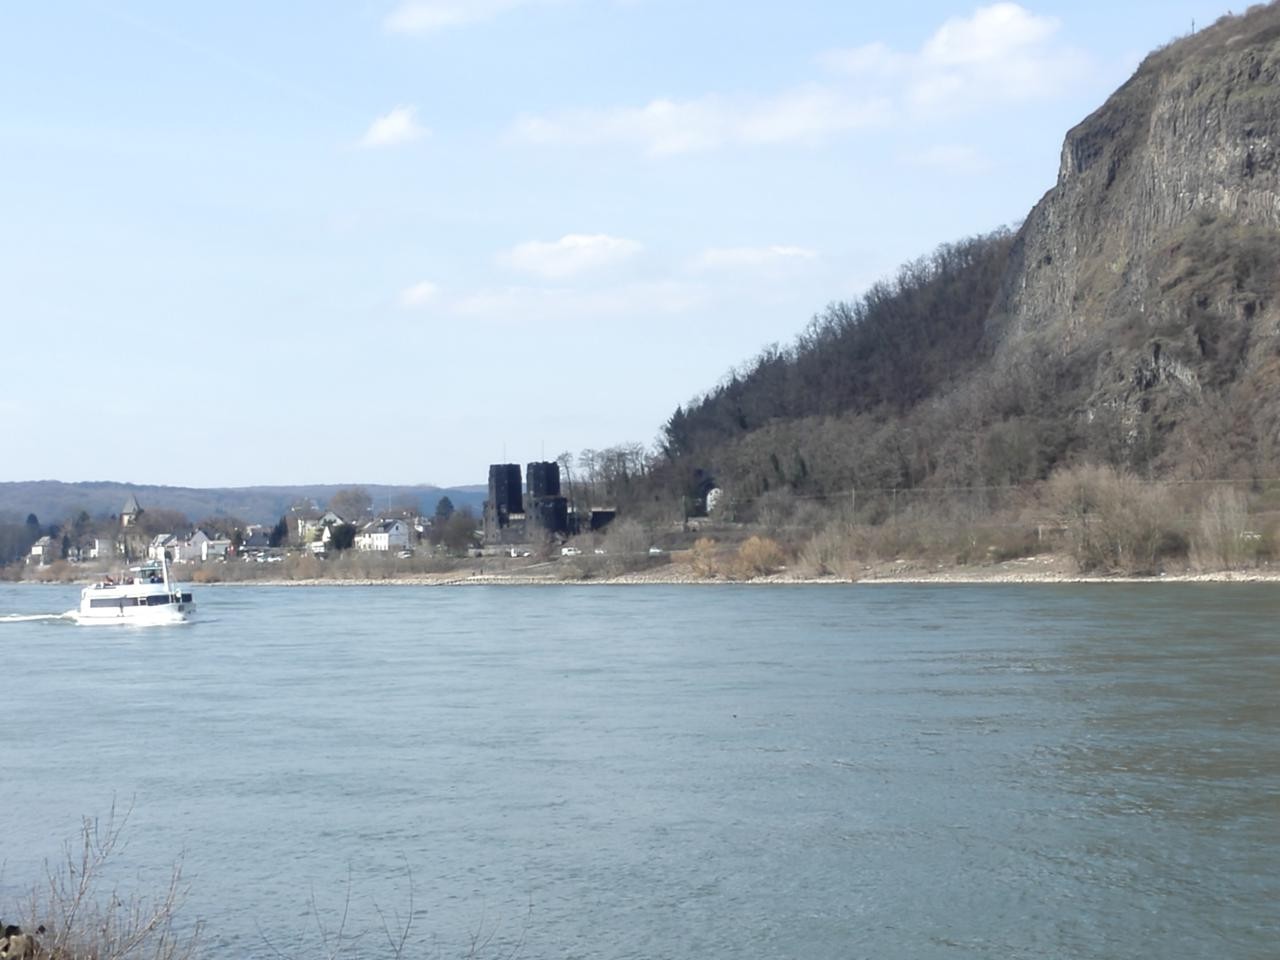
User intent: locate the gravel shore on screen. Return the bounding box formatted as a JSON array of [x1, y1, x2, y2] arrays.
[[202, 554, 1280, 587]]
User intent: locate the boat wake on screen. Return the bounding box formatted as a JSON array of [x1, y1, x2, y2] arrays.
[[0, 612, 74, 623]]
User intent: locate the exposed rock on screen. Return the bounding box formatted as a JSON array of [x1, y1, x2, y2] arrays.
[[986, 4, 1280, 466]]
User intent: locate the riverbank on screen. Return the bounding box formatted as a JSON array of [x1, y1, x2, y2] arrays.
[[14, 553, 1280, 587], [199, 553, 1280, 586]]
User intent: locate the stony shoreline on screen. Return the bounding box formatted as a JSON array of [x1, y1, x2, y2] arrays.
[[201, 556, 1280, 587], [17, 554, 1280, 588]]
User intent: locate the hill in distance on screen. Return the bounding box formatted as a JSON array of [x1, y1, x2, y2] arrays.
[[0, 481, 487, 527]]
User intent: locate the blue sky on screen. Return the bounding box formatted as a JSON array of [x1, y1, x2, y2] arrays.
[[0, 1, 1236, 488]]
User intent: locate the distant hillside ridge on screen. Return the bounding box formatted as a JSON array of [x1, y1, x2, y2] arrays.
[[658, 3, 1280, 502], [0, 481, 487, 526]]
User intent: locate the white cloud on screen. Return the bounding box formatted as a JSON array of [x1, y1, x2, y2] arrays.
[[359, 105, 429, 148], [512, 86, 887, 157], [398, 280, 440, 308], [923, 3, 1058, 66], [502, 233, 642, 279], [510, 4, 1082, 156], [694, 245, 818, 272], [385, 0, 552, 33], [821, 3, 1084, 111]]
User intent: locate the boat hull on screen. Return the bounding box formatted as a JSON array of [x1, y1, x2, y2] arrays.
[[71, 602, 195, 626]]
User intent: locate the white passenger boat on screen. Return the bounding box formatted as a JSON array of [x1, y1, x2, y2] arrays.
[[74, 557, 195, 625]]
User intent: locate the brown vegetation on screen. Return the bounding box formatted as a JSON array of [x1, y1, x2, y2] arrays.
[[731, 536, 787, 579], [5, 806, 200, 960], [689, 538, 720, 579]]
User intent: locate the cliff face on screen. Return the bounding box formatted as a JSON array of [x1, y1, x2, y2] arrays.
[[997, 8, 1280, 342], [990, 4, 1280, 463]]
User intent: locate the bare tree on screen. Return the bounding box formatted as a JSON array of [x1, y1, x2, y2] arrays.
[[328, 487, 373, 522], [12, 802, 201, 960]]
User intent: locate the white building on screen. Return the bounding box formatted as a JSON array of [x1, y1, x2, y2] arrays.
[[171, 530, 211, 563], [147, 534, 177, 562], [202, 539, 231, 561], [28, 535, 58, 566], [89, 537, 117, 560], [355, 519, 411, 552], [299, 511, 345, 544]]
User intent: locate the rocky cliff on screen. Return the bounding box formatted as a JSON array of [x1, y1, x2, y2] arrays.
[[990, 4, 1280, 472]]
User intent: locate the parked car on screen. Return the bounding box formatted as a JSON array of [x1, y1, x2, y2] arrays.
[[561, 546, 582, 556]]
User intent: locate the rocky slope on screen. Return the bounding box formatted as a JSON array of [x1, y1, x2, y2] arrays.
[[989, 4, 1280, 474]]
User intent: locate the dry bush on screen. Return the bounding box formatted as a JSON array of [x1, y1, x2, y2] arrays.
[[980, 525, 1042, 562], [187, 566, 221, 584], [284, 553, 324, 580], [29, 561, 75, 583], [7, 805, 201, 960], [848, 520, 927, 563], [940, 520, 1041, 566], [732, 536, 786, 579], [788, 499, 830, 539], [603, 519, 652, 574], [1045, 464, 1187, 573], [565, 554, 606, 580], [1192, 486, 1254, 570], [752, 489, 798, 533], [689, 538, 720, 579], [605, 519, 648, 555], [795, 522, 861, 578], [180, 550, 460, 584]]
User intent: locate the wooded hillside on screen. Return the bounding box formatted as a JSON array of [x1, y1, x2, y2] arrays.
[[655, 3, 1280, 513]]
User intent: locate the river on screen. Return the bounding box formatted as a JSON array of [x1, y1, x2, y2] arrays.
[[1, 582, 1276, 959]]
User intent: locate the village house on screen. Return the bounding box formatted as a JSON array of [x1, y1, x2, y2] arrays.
[[241, 527, 271, 552], [89, 537, 117, 560], [355, 518, 411, 552], [298, 511, 345, 544], [27, 535, 58, 566], [170, 529, 211, 563], [148, 533, 177, 562], [202, 539, 231, 561]]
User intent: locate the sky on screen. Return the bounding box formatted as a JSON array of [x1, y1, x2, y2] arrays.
[[0, 0, 1241, 488]]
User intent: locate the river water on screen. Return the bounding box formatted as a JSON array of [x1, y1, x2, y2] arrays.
[[0, 583, 1275, 959]]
